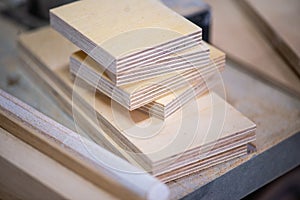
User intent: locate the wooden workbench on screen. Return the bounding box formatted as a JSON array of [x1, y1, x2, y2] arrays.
[[0, 14, 299, 199]]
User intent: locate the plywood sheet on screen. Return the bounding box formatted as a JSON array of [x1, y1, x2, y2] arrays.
[[207, 0, 300, 97], [50, 0, 202, 73], [242, 0, 300, 75]]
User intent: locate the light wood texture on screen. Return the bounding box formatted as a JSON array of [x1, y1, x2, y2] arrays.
[[19, 47, 143, 165], [158, 145, 248, 182], [0, 89, 170, 200], [0, 127, 118, 200], [74, 42, 211, 86], [17, 27, 255, 181], [17, 27, 139, 164], [1, 13, 299, 199], [50, 0, 203, 77], [241, 0, 300, 75], [207, 0, 300, 98], [20, 45, 252, 181], [19, 27, 225, 116], [70, 46, 224, 110]]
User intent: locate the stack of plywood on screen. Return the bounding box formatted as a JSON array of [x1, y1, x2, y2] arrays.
[[50, 0, 209, 85], [18, 27, 255, 182], [16, 0, 256, 182], [50, 0, 225, 116], [69, 46, 224, 114]]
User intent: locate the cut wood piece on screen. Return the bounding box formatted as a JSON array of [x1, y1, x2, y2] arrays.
[[157, 145, 248, 182], [141, 81, 210, 119], [18, 27, 255, 181], [0, 127, 118, 200], [207, 0, 300, 98], [0, 89, 170, 200], [240, 0, 300, 75], [50, 0, 203, 76], [70, 45, 224, 111], [99, 43, 211, 86]]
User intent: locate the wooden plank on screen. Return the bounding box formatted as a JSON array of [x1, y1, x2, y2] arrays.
[[241, 0, 300, 75], [207, 0, 300, 98], [50, 0, 203, 78], [0, 89, 170, 200], [0, 128, 118, 200]]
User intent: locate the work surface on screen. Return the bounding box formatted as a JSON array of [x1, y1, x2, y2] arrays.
[[1, 15, 300, 199]]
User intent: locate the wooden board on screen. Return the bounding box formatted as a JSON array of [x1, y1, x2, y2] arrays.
[[207, 0, 300, 98], [50, 0, 203, 75], [99, 47, 211, 86], [241, 0, 300, 75], [17, 27, 255, 181], [157, 145, 248, 182], [0, 89, 170, 200], [74, 42, 211, 86], [70, 46, 224, 110], [0, 127, 118, 200]]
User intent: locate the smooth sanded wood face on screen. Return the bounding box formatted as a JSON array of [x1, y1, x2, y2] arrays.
[[242, 0, 300, 75], [18, 27, 79, 72], [50, 0, 202, 71], [207, 0, 300, 97]]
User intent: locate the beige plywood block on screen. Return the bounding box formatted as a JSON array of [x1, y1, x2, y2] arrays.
[[50, 0, 202, 72], [100, 92, 256, 163]]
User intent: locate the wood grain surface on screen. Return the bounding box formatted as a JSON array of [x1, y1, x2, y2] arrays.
[[0, 89, 170, 200], [50, 0, 202, 73], [241, 0, 300, 75], [18, 27, 255, 181], [207, 0, 300, 98], [0, 127, 117, 200], [70, 45, 224, 110]]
